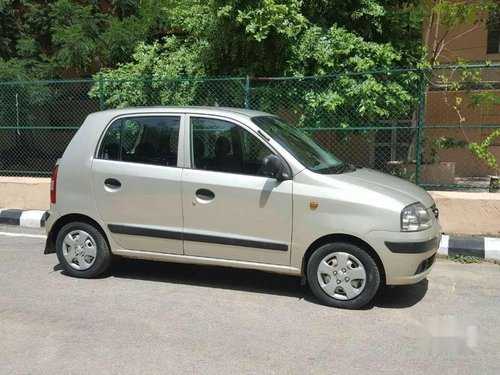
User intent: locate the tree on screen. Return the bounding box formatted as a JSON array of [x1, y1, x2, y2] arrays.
[[0, 0, 23, 59], [0, 0, 428, 79], [90, 0, 418, 132]]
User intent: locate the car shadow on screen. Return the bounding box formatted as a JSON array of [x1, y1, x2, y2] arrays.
[[54, 257, 429, 309], [367, 279, 429, 309], [107, 257, 304, 298]]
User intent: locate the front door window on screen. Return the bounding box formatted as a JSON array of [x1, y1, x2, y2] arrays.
[[190, 117, 273, 176]]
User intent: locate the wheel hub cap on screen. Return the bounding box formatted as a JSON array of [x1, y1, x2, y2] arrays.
[[316, 251, 367, 301], [62, 230, 97, 271]]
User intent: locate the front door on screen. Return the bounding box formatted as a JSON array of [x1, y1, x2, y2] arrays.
[[92, 114, 184, 254], [181, 116, 292, 265]]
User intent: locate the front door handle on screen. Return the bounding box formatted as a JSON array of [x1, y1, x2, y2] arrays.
[[104, 178, 121, 189], [195, 188, 215, 201]]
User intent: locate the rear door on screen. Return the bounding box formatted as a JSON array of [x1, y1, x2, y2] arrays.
[[181, 115, 293, 266], [92, 114, 185, 254]]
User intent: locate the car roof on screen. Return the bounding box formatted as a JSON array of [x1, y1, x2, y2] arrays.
[[96, 106, 272, 119]]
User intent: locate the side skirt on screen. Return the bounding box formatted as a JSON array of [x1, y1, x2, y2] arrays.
[[112, 248, 302, 276]]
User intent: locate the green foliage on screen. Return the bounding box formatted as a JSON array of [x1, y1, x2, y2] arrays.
[[388, 163, 416, 182], [0, 59, 52, 131], [287, 25, 401, 75], [469, 91, 500, 112], [431, 0, 492, 30], [89, 37, 209, 107], [467, 129, 500, 174], [302, 0, 422, 49], [0, 0, 23, 58], [88, 1, 419, 127], [109, 0, 140, 19], [0, 58, 30, 80], [451, 255, 481, 264], [236, 0, 308, 41], [2, 0, 494, 79], [426, 136, 467, 164], [281, 24, 416, 128], [101, 17, 146, 67], [0, 0, 427, 78], [50, 0, 108, 73]]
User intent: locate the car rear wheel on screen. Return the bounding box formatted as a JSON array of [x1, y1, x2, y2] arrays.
[[307, 242, 380, 309], [55, 222, 112, 278]]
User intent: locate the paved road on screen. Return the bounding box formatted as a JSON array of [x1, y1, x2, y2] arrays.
[[0, 225, 499, 375]]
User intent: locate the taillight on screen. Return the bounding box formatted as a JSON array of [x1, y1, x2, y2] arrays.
[[50, 165, 59, 204]]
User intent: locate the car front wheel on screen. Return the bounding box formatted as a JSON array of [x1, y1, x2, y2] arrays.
[[307, 242, 380, 309]]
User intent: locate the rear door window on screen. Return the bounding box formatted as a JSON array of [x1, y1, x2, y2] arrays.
[[98, 116, 180, 166]]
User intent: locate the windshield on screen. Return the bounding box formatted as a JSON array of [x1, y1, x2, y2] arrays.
[[251, 116, 343, 174]]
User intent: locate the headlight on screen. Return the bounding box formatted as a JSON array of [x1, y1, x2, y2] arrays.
[[401, 202, 433, 232]]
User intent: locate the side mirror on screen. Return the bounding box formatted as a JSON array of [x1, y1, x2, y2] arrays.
[[261, 154, 290, 180]]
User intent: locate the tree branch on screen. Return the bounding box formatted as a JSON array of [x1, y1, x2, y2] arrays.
[[441, 22, 484, 48]]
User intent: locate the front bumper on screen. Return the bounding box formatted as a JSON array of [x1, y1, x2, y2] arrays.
[[365, 222, 442, 285]]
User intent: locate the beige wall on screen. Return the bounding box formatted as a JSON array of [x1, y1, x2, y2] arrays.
[[0, 177, 50, 210], [430, 191, 500, 236], [424, 7, 499, 63], [422, 5, 500, 177], [424, 90, 500, 176]]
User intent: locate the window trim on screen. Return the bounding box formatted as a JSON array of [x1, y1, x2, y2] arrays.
[[95, 113, 185, 168], [186, 114, 291, 178]]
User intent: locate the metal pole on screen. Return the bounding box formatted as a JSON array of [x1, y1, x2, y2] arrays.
[[244, 75, 250, 109], [98, 76, 104, 111], [415, 70, 426, 185]]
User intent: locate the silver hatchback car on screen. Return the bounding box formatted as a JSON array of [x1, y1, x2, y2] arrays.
[[44, 107, 441, 309]]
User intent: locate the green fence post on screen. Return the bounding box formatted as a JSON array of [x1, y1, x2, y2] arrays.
[[244, 75, 250, 109], [415, 69, 426, 186], [98, 76, 105, 111]]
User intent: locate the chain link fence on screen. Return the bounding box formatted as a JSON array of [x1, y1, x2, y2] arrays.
[[0, 64, 499, 190]]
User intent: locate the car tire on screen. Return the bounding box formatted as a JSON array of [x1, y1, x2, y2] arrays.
[[307, 242, 380, 309], [55, 222, 112, 278]]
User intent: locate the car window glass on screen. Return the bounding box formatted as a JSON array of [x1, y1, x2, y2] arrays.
[[98, 116, 180, 166], [252, 116, 342, 174], [191, 117, 273, 176], [98, 120, 122, 160]]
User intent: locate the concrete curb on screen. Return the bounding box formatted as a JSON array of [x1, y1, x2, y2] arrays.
[[1, 208, 499, 261], [0, 209, 47, 228], [438, 234, 500, 261]]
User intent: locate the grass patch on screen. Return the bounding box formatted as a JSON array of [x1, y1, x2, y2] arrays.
[[450, 255, 482, 264]]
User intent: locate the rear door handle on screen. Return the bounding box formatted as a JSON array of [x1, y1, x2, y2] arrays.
[[104, 178, 121, 189], [195, 188, 215, 200]]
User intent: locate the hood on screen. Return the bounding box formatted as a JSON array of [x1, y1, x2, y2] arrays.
[[331, 167, 435, 208]]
